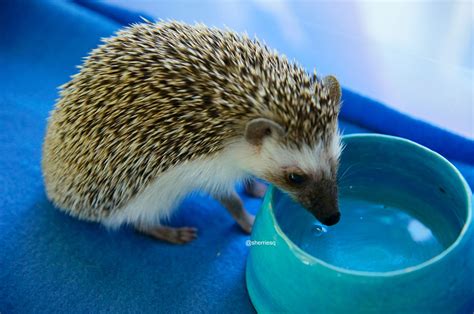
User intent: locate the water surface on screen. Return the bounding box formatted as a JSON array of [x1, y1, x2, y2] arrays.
[[276, 192, 449, 272]]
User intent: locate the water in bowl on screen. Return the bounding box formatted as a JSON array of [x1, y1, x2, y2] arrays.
[[275, 190, 451, 272]]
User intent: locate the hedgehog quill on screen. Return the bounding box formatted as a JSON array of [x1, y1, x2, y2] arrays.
[[42, 21, 342, 244]]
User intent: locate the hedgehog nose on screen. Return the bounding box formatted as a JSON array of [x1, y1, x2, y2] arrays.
[[320, 212, 341, 226]]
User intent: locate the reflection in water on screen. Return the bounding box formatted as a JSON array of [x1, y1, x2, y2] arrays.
[[311, 224, 327, 237], [408, 219, 434, 242]]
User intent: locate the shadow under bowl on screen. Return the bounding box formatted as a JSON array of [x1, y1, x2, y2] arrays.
[[246, 134, 473, 313]]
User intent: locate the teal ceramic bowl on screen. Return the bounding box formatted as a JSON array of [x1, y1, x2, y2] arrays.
[[246, 134, 473, 313]]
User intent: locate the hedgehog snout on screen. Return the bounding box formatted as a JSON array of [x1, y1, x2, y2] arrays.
[[307, 201, 340, 226], [301, 179, 340, 226]]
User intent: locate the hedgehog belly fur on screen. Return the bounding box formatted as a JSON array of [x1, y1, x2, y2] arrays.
[[101, 140, 253, 229]]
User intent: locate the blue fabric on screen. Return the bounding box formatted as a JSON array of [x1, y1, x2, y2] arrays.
[[1, 1, 472, 313], [340, 90, 474, 165], [74, 0, 154, 26]]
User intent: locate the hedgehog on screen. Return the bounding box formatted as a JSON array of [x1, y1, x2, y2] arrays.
[[42, 21, 342, 244]]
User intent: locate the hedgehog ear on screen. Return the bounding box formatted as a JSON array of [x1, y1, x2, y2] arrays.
[[244, 118, 285, 146], [323, 75, 341, 113]]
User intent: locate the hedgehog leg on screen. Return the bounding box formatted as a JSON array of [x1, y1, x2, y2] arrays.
[[244, 178, 268, 198], [215, 190, 255, 234], [135, 224, 198, 244]]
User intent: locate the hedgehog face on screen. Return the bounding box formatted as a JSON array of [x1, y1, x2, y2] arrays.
[[268, 134, 341, 226], [244, 119, 341, 226]]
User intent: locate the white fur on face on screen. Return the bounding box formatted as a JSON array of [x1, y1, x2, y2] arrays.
[[246, 131, 342, 179], [328, 129, 342, 165]]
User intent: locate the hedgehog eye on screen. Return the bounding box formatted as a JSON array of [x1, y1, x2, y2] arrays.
[[287, 173, 307, 185]]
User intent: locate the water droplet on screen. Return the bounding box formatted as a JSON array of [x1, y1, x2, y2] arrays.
[[312, 224, 327, 237], [349, 185, 353, 190]]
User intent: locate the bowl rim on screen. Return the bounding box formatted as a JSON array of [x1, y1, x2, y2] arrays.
[[265, 133, 472, 277]]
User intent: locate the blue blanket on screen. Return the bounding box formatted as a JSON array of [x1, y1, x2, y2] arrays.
[[1, 1, 472, 313]]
